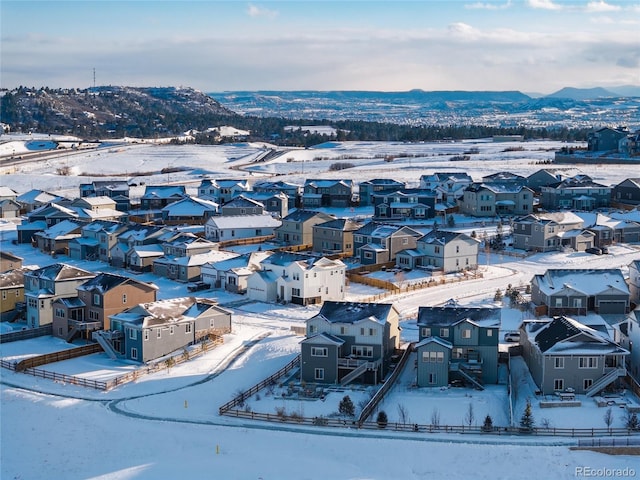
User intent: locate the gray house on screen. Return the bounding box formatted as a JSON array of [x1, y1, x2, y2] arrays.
[[612, 178, 640, 207], [512, 212, 585, 252], [415, 306, 500, 388], [629, 260, 640, 306], [460, 183, 534, 217], [531, 269, 630, 316], [396, 230, 479, 273], [301, 301, 401, 385], [358, 178, 405, 206], [520, 316, 628, 395], [353, 222, 422, 265], [103, 297, 232, 362], [540, 175, 611, 210]]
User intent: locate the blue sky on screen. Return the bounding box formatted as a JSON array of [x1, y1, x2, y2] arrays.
[[1, 0, 639, 93]]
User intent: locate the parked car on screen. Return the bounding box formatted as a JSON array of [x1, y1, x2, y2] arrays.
[[600, 246, 609, 254], [504, 331, 521, 342], [187, 281, 209, 292], [585, 247, 602, 255]]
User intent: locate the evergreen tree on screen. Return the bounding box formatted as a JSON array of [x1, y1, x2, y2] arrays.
[[376, 410, 388, 428], [482, 414, 494, 432], [494, 289, 503, 302], [520, 400, 535, 432], [338, 395, 355, 417]]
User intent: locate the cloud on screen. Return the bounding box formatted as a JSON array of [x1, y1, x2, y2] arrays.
[[246, 3, 278, 19], [526, 0, 562, 10], [585, 1, 621, 12], [465, 1, 512, 10]]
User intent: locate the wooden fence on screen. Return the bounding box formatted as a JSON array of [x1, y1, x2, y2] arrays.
[[15, 343, 103, 372], [0, 325, 53, 344], [218, 235, 276, 248], [219, 355, 300, 415]]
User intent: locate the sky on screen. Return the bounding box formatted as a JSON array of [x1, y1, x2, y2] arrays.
[[1, 0, 639, 94]]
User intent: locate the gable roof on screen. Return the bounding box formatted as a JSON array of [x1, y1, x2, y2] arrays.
[[27, 263, 94, 282], [206, 214, 281, 229], [415, 336, 453, 349], [417, 306, 501, 328], [532, 269, 629, 296], [77, 272, 157, 293], [532, 316, 628, 355], [316, 301, 395, 325], [282, 209, 334, 222], [301, 332, 345, 346]]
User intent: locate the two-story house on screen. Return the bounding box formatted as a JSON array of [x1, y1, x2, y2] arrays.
[[247, 251, 346, 305], [300, 301, 401, 385], [526, 169, 570, 193], [139, 185, 187, 211], [396, 231, 479, 272], [51, 272, 158, 340], [372, 189, 437, 221], [358, 179, 406, 207], [161, 196, 219, 224], [68, 220, 129, 262], [219, 195, 265, 216], [531, 269, 630, 316], [415, 306, 500, 388], [312, 218, 364, 256], [34, 219, 83, 255], [24, 263, 96, 328], [252, 180, 301, 209], [512, 212, 585, 252], [16, 189, 63, 214], [612, 178, 640, 207], [587, 126, 629, 152], [353, 222, 423, 265], [520, 316, 628, 395], [102, 297, 232, 362], [109, 224, 173, 268], [419, 173, 472, 204], [460, 183, 534, 217], [241, 191, 289, 218], [0, 251, 23, 272], [302, 179, 353, 208], [540, 175, 611, 210], [0, 267, 34, 321], [629, 260, 640, 306], [198, 178, 250, 204], [275, 210, 335, 246], [201, 251, 269, 294]]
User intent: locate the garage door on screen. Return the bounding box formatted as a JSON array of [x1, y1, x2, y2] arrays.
[[598, 301, 627, 314]]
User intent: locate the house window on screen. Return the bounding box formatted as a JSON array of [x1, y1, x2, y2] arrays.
[[54, 308, 65, 318], [554, 379, 564, 391], [554, 357, 564, 369], [308, 325, 317, 335], [1, 291, 5, 300], [364, 252, 373, 259], [453, 348, 463, 359], [157, 328, 162, 339], [170, 325, 175, 335], [462, 329, 471, 339], [314, 368, 324, 380], [131, 348, 138, 360], [340, 326, 347, 335], [144, 330, 149, 341], [311, 347, 328, 357], [129, 328, 137, 340], [185, 323, 192, 334], [583, 379, 593, 391], [456, 246, 459, 253], [352, 345, 373, 357], [369, 328, 377, 336], [93, 294, 101, 306], [292, 288, 301, 296], [422, 327, 431, 337], [439, 328, 449, 337], [486, 330, 493, 337], [573, 298, 582, 308], [429, 373, 437, 385], [122, 294, 127, 304], [434, 246, 440, 254], [579, 357, 598, 369], [554, 298, 563, 307]]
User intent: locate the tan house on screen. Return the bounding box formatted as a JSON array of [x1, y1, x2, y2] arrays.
[[0, 267, 33, 321], [52, 272, 158, 341], [275, 210, 335, 246], [312, 218, 364, 256], [0, 251, 23, 273]]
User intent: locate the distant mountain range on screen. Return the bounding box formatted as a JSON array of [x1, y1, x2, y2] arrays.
[[547, 86, 640, 100]]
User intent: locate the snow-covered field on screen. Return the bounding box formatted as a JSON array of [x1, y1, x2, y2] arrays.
[[1, 137, 639, 479]]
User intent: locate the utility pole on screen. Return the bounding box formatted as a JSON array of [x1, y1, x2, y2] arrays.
[[93, 68, 96, 89]]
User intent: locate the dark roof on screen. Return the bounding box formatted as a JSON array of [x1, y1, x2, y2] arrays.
[[28, 263, 94, 282], [77, 272, 155, 293], [534, 316, 583, 352], [318, 301, 394, 324], [314, 218, 364, 231], [417, 306, 501, 327], [283, 209, 333, 222]]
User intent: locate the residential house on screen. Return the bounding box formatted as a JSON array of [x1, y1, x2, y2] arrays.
[[482, 172, 527, 185], [153, 250, 237, 283], [16, 189, 63, 213], [34, 219, 83, 255], [460, 183, 534, 217], [0, 186, 18, 202], [139, 185, 187, 210], [79, 180, 130, 201], [419, 172, 473, 206], [204, 214, 281, 243], [302, 179, 353, 208], [583, 213, 640, 247], [104, 297, 232, 362], [247, 251, 346, 305], [219, 195, 264, 216], [587, 126, 629, 152], [620, 308, 640, 380], [372, 189, 437, 221], [252, 180, 301, 209], [415, 306, 500, 387], [300, 301, 401, 385], [540, 175, 611, 210], [358, 179, 405, 207], [52, 273, 158, 340], [512, 212, 585, 252], [241, 191, 289, 218], [160, 196, 219, 224], [531, 269, 630, 316], [109, 225, 175, 269], [0, 251, 23, 272], [612, 178, 640, 207], [619, 130, 640, 157], [0, 267, 33, 321], [396, 230, 479, 272], [201, 251, 269, 294], [526, 169, 571, 193], [127, 244, 165, 272], [312, 218, 364, 256], [197, 179, 250, 204], [24, 263, 96, 328], [353, 222, 422, 265], [629, 260, 640, 306], [0, 199, 20, 219], [520, 316, 628, 395], [275, 210, 335, 246], [68, 220, 129, 262]]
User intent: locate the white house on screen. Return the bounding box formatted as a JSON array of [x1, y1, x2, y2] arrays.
[[200, 251, 270, 294], [204, 214, 282, 242], [246, 251, 346, 305]]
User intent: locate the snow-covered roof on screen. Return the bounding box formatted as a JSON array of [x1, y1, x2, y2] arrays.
[[533, 269, 629, 296], [206, 214, 281, 229]]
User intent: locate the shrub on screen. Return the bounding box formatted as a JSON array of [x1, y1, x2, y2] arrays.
[[482, 414, 493, 432], [329, 162, 355, 171], [376, 410, 388, 429]]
